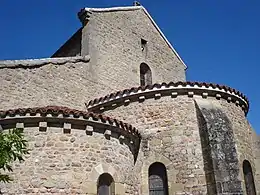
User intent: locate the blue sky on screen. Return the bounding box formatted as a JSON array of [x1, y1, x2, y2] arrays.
[[0, 1, 259, 133]]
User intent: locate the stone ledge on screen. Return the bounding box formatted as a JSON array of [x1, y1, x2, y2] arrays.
[[0, 56, 90, 69], [86, 81, 249, 115]]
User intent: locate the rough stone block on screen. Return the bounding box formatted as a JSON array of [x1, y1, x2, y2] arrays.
[[86, 125, 94, 135], [171, 92, 178, 98], [81, 181, 96, 194], [202, 92, 208, 98], [188, 91, 194, 97], [104, 130, 112, 139], [124, 99, 130, 105], [115, 183, 125, 195], [119, 135, 125, 144], [16, 122, 24, 130], [138, 96, 145, 102], [216, 94, 221, 99], [63, 123, 71, 134], [154, 93, 161, 99], [39, 122, 47, 132]]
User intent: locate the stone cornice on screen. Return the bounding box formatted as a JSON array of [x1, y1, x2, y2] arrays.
[[0, 106, 140, 141], [0, 56, 90, 69], [86, 81, 249, 115]]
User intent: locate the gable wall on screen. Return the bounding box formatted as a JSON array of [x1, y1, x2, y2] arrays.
[[81, 9, 186, 94]]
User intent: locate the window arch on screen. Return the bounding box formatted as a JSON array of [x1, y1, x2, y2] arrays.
[[148, 162, 169, 195], [97, 173, 115, 195], [140, 63, 152, 86], [243, 160, 256, 195]]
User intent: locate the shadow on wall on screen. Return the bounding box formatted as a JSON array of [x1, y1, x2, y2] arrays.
[[51, 28, 82, 58], [195, 103, 217, 194], [195, 101, 243, 194]]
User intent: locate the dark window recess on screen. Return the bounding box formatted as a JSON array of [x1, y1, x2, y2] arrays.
[[243, 160, 256, 195], [141, 38, 147, 51], [97, 173, 115, 195], [140, 63, 152, 86], [149, 162, 169, 195]]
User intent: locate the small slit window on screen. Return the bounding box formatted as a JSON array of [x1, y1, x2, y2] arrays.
[[141, 38, 147, 51], [243, 160, 256, 195], [149, 162, 169, 195], [97, 173, 115, 195], [140, 63, 152, 86]]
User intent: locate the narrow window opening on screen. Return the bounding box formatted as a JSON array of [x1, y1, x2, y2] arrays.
[[141, 38, 147, 51], [149, 162, 169, 195], [140, 63, 152, 86], [243, 160, 256, 195], [97, 173, 115, 195]]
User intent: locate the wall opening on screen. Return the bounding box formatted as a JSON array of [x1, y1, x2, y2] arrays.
[[97, 173, 115, 195], [148, 162, 169, 195], [140, 63, 152, 86], [141, 38, 147, 51], [243, 160, 256, 195]]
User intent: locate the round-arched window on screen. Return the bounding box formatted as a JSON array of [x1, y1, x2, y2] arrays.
[[140, 63, 152, 86], [97, 173, 115, 195], [148, 162, 169, 195], [243, 160, 256, 195]]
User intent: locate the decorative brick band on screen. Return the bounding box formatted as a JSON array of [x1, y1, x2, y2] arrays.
[[86, 81, 249, 115], [0, 106, 140, 143]]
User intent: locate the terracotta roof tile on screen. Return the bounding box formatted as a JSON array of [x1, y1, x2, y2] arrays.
[[87, 81, 249, 110], [0, 106, 140, 137]]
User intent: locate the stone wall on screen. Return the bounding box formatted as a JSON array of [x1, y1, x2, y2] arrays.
[[0, 107, 140, 195], [52, 28, 82, 58], [0, 56, 132, 110], [214, 99, 257, 194], [98, 96, 208, 194], [195, 99, 243, 194], [253, 132, 260, 194], [81, 7, 186, 91], [86, 82, 251, 194]]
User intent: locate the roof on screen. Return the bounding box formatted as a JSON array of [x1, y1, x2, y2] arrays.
[[79, 6, 187, 69], [86, 81, 249, 115], [0, 106, 139, 136]]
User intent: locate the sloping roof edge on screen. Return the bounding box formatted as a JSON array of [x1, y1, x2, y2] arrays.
[[83, 6, 187, 69]]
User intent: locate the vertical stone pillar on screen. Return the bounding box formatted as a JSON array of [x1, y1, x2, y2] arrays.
[[195, 100, 243, 194]]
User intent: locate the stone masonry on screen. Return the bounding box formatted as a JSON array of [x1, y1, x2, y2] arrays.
[[0, 3, 259, 195]]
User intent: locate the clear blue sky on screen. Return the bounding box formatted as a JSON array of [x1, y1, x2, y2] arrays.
[[0, 1, 259, 133]]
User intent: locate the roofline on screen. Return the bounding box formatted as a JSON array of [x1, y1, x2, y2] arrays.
[[82, 6, 187, 69]]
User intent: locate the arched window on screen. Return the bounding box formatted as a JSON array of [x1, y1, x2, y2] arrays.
[[97, 173, 115, 195], [148, 162, 169, 195], [140, 63, 152, 86], [243, 160, 256, 195]]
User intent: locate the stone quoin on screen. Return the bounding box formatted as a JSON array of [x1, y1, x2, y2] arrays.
[[0, 2, 259, 195]]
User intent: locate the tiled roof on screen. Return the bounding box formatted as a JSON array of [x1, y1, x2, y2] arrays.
[[0, 106, 139, 136], [87, 81, 249, 113]]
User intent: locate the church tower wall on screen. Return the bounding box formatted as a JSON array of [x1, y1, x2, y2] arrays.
[[87, 81, 251, 194], [79, 7, 186, 91]]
